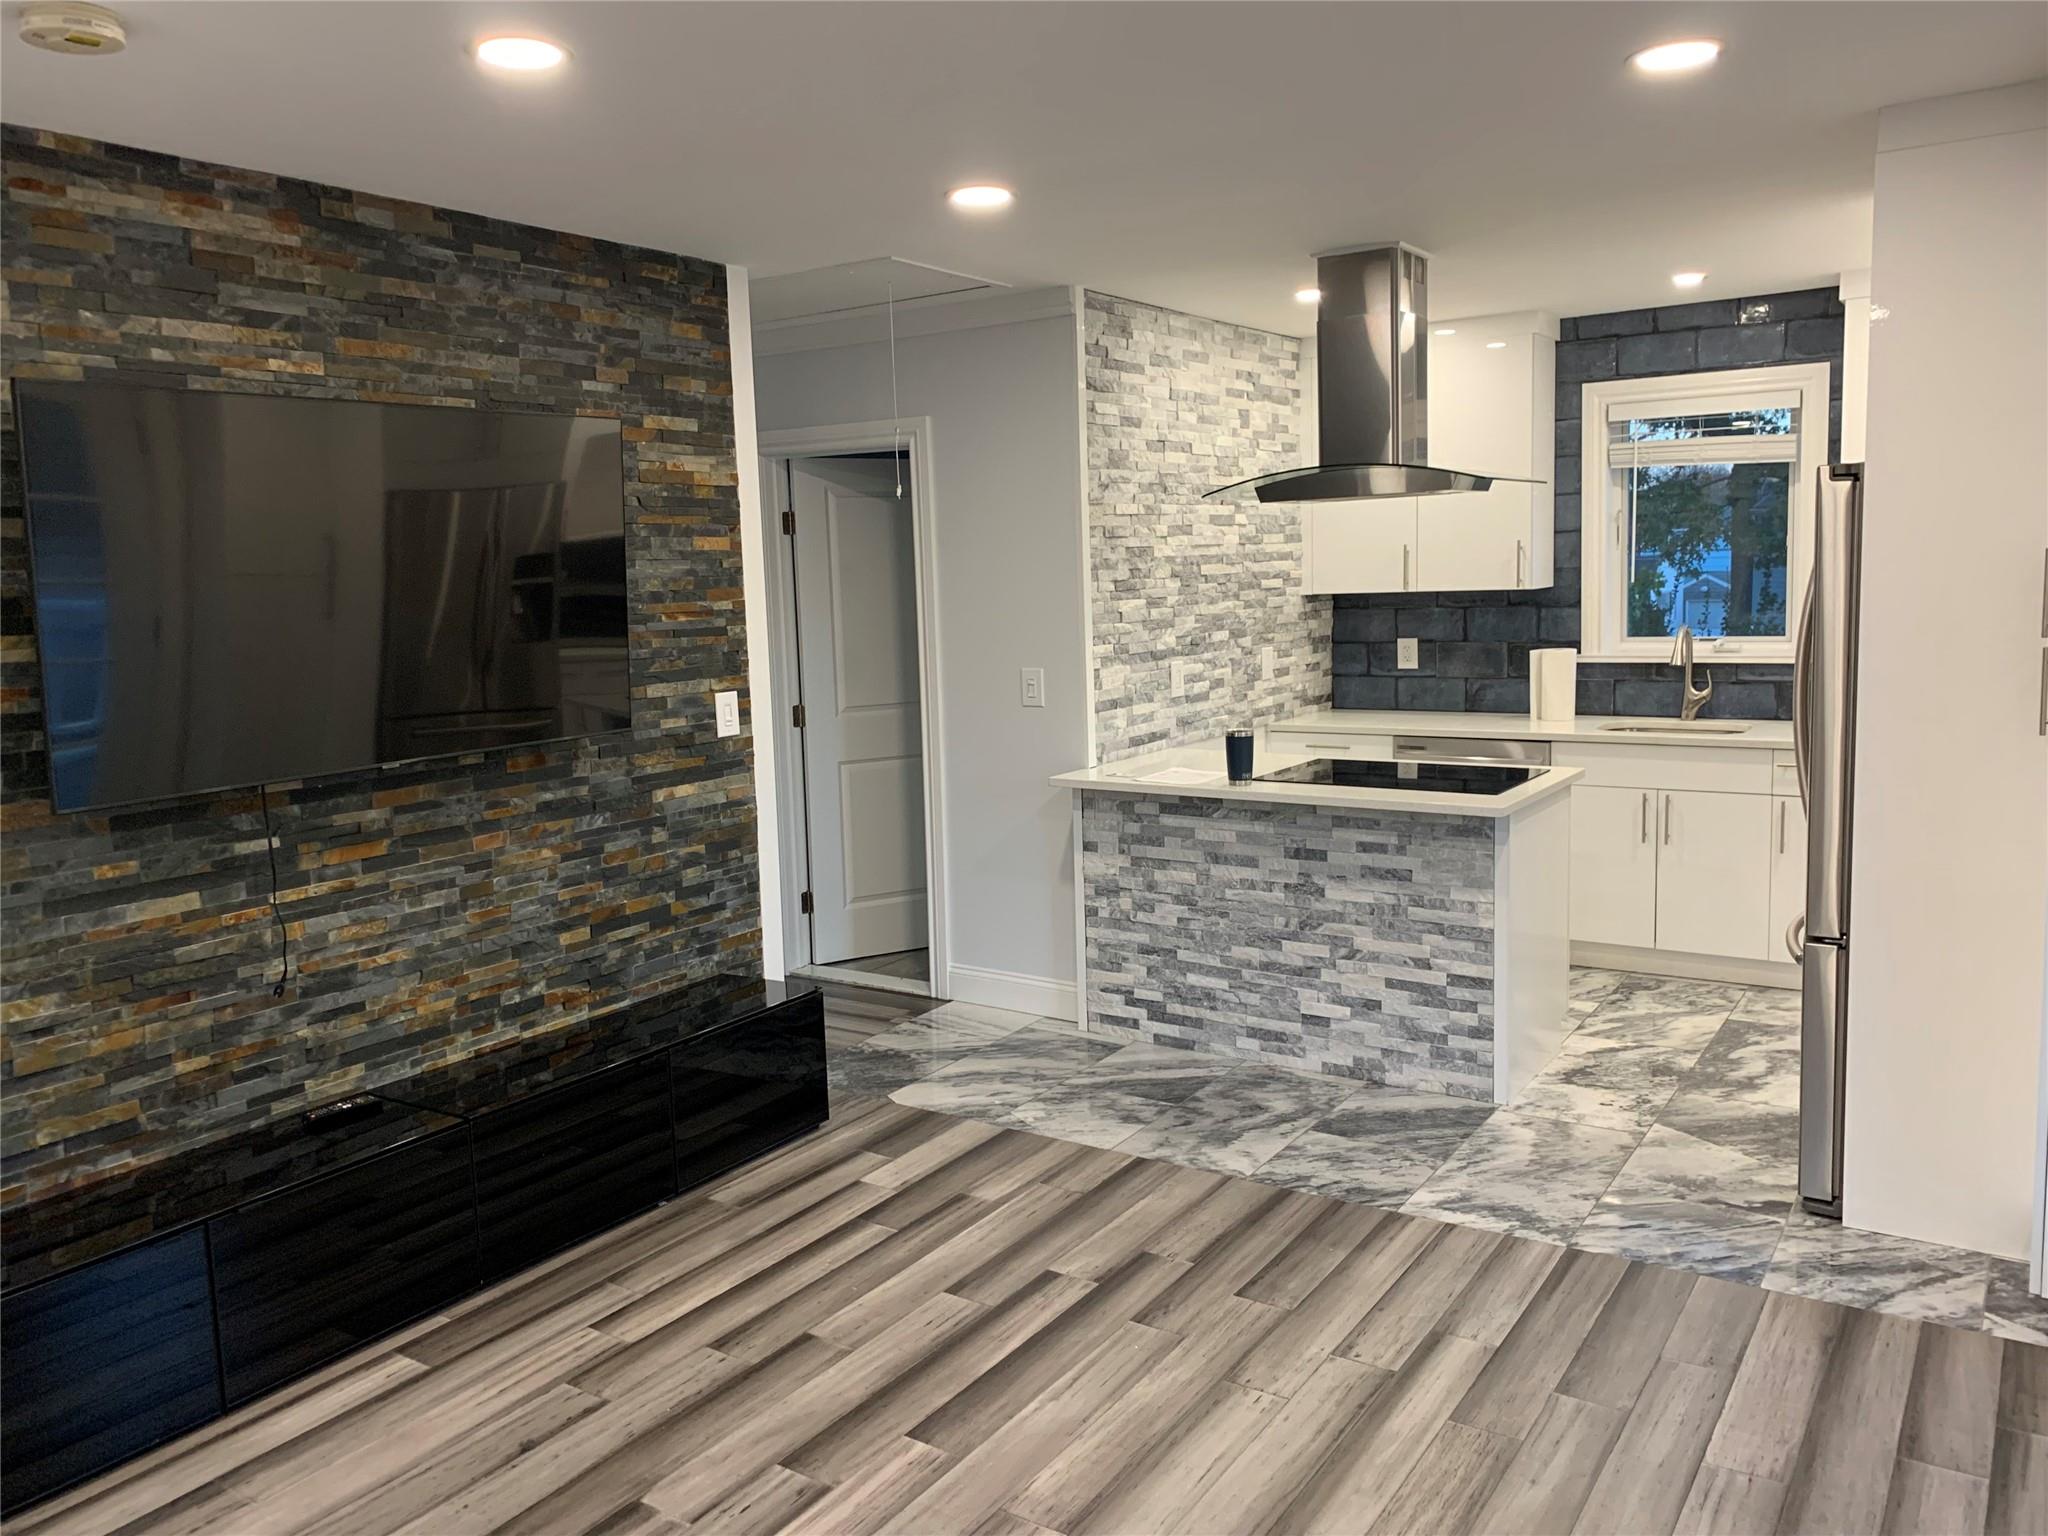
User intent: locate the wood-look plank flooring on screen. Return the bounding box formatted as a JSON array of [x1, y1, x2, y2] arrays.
[[18, 1096, 2048, 1536]]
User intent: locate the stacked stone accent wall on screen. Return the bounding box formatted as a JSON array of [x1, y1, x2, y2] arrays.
[[1082, 793, 1497, 1098], [1332, 287, 1846, 719], [0, 127, 756, 1204], [1085, 292, 1329, 760]]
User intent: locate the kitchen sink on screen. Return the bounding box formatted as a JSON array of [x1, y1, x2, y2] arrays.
[[1597, 721, 1750, 735]]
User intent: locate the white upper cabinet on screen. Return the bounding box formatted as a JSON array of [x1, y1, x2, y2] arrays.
[[1303, 312, 1556, 595], [1302, 498, 1416, 595]]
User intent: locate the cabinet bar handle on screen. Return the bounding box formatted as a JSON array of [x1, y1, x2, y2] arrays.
[[1779, 799, 1787, 853], [1403, 544, 1412, 590], [1516, 539, 1526, 588], [1663, 793, 1673, 846], [1640, 790, 1649, 844]]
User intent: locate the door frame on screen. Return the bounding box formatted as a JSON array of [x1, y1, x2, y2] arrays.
[[760, 419, 948, 997]]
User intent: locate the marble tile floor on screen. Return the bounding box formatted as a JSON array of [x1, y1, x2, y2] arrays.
[[824, 972, 2048, 1341]]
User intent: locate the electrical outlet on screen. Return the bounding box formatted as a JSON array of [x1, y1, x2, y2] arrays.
[[1020, 667, 1045, 708], [1260, 645, 1276, 681], [1397, 638, 1420, 670], [1169, 659, 1189, 698], [714, 690, 740, 737]]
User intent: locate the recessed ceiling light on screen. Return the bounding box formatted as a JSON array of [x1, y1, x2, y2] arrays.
[[475, 36, 568, 70], [1294, 287, 1322, 304], [1630, 38, 1722, 74], [947, 185, 1013, 211], [1485, 341, 1509, 349], [1671, 270, 1708, 288], [1433, 327, 1456, 337]]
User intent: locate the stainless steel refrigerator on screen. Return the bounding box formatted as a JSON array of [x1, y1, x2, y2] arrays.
[[1792, 462, 1865, 1219]]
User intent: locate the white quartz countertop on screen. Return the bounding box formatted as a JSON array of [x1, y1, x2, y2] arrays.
[[1273, 708, 1794, 751], [1050, 741, 1581, 819]]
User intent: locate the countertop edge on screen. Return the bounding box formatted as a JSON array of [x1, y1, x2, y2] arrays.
[[1049, 763, 1583, 820], [1270, 708, 1794, 750]]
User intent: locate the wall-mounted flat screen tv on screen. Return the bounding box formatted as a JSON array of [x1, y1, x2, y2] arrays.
[[14, 381, 631, 813]]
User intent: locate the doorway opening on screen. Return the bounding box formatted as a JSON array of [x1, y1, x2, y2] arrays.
[[763, 435, 945, 998]]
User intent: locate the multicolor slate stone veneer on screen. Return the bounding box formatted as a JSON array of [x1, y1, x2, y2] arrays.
[[0, 126, 757, 1204], [1081, 793, 1497, 1098], [1084, 292, 1330, 761]]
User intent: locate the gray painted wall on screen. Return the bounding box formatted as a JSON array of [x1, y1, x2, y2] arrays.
[[1332, 287, 1845, 719]]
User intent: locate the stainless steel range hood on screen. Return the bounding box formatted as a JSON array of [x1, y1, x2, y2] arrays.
[[1208, 242, 1523, 502]]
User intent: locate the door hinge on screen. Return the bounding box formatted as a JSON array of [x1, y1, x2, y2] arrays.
[[781, 509, 796, 536], [791, 703, 806, 729], [799, 890, 814, 915]]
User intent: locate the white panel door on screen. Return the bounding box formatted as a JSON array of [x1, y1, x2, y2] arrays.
[[1768, 793, 1808, 964], [1302, 498, 1417, 594], [1568, 784, 1658, 948], [790, 458, 928, 964], [1655, 789, 1771, 960]]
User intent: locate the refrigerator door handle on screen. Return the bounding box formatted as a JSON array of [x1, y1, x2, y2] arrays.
[[1793, 565, 1817, 809], [1786, 914, 1805, 961]]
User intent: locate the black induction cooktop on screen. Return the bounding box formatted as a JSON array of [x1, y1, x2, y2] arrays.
[[1253, 758, 1545, 796]]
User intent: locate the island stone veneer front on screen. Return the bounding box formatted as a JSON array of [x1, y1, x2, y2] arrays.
[[1081, 793, 1503, 1100]]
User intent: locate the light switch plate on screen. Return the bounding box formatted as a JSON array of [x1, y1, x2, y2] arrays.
[[714, 690, 740, 737], [1020, 667, 1045, 708], [1170, 659, 1188, 698], [1396, 638, 1420, 670]]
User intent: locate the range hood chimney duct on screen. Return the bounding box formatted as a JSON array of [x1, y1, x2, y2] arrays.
[[1208, 242, 1526, 503]]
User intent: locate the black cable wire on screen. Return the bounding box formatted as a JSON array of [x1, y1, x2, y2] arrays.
[[259, 783, 291, 998]]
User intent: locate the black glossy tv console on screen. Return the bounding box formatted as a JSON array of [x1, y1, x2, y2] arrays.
[[0, 974, 825, 1512]]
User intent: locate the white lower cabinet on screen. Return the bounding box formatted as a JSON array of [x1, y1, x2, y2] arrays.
[[1568, 786, 1658, 948], [1654, 790, 1772, 960], [1556, 742, 1799, 966], [1768, 794, 1807, 963]]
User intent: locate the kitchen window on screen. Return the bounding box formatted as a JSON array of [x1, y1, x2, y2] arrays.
[[1579, 363, 1829, 662]]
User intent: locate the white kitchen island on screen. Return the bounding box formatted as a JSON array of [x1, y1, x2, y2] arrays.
[[1052, 740, 1581, 1104]]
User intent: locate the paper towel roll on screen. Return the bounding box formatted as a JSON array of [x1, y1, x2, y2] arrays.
[[1531, 649, 1578, 724]]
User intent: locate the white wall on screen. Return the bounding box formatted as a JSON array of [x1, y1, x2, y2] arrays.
[[1845, 80, 2047, 1258], [753, 291, 1090, 1017]]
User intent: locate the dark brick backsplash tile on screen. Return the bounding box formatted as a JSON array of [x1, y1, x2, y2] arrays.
[[1656, 299, 1740, 331], [1468, 607, 1538, 642], [1333, 642, 1374, 676], [1467, 679, 1530, 712], [1698, 324, 1786, 368], [1, 126, 756, 1203], [1557, 339, 1618, 382], [1619, 331, 1698, 375], [1740, 290, 1839, 324], [1397, 676, 1466, 710], [1437, 642, 1508, 679], [1572, 309, 1656, 340], [1327, 286, 1834, 725], [1396, 608, 1466, 641], [1788, 316, 1846, 360], [1333, 673, 1398, 709], [1333, 605, 1395, 643], [1614, 678, 1685, 715]]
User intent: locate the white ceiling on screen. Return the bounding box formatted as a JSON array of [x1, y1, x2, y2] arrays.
[[3, 2, 2042, 334]]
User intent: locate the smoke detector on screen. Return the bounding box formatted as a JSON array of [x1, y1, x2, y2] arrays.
[[19, 3, 126, 53]]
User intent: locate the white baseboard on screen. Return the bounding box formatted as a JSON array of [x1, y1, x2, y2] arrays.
[[1573, 942, 1800, 991], [945, 964, 1078, 1021]]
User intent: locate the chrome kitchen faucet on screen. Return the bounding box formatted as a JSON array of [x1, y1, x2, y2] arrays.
[[1671, 625, 1714, 721]]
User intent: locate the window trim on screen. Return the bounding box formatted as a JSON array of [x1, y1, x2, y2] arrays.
[[1578, 362, 1830, 664]]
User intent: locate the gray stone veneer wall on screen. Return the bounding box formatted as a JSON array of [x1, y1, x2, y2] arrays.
[[1086, 292, 1330, 760], [1332, 287, 1845, 719], [1082, 793, 1497, 1099], [0, 126, 756, 1203]]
